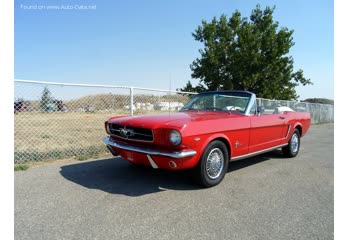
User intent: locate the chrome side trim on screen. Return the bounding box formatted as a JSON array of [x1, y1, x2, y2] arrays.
[[103, 137, 197, 159], [230, 143, 288, 161], [147, 155, 159, 168], [284, 125, 291, 139]]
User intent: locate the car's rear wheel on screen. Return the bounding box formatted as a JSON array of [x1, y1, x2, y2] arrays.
[[282, 129, 300, 158], [194, 140, 229, 187]]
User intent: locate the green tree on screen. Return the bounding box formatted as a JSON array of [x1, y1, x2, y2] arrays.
[[180, 5, 312, 100], [40, 86, 54, 111]]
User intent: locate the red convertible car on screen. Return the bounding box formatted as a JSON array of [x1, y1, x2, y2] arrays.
[[103, 91, 311, 187]]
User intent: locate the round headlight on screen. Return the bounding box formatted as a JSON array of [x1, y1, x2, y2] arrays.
[[170, 130, 182, 146]]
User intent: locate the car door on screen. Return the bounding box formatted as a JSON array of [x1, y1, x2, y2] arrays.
[[249, 113, 286, 153]]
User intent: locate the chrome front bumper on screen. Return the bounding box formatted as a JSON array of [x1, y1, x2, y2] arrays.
[[102, 137, 197, 159]]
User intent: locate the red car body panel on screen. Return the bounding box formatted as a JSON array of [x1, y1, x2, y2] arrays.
[[104, 109, 310, 170]]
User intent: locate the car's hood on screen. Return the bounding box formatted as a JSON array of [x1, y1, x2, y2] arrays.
[[108, 111, 245, 130]]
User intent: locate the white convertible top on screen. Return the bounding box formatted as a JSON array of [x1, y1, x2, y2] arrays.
[[273, 106, 295, 114]]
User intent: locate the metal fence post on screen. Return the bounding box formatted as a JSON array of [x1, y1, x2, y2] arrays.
[[319, 104, 321, 124], [130, 87, 134, 116]]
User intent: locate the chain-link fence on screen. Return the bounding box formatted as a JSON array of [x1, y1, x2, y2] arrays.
[[14, 80, 334, 164], [14, 80, 195, 164], [256, 98, 334, 123]]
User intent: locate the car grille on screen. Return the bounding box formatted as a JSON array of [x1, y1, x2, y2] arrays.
[[109, 124, 153, 142]]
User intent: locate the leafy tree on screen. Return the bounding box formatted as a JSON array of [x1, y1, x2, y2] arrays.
[[40, 86, 54, 111], [180, 5, 312, 100]]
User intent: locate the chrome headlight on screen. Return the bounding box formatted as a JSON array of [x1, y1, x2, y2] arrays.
[[169, 130, 182, 146]]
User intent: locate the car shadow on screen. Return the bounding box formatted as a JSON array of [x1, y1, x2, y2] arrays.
[[60, 150, 283, 197], [60, 157, 199, 197]]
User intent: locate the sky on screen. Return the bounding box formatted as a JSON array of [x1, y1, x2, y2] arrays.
[[14, 0, 334, 100]]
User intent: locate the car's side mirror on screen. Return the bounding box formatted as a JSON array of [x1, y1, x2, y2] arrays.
[[257, 106, 265, 116]]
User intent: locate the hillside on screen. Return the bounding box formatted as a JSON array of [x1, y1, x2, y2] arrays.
[[64, 93, 190, 112], [302, 98, 334, 105]]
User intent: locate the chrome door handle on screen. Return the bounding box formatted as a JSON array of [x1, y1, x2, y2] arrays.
[[279, 116, 286, 119]]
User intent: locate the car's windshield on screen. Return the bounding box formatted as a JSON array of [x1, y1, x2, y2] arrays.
[[180, 92, 252, 114]]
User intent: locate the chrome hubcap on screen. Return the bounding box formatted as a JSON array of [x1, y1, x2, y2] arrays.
[[206, 148, 224, 179], [291, 133, 299, 153]]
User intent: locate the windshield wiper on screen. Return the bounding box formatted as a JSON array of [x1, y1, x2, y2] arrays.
[[202, 107, 224, 111], [180, 108, 199, 112]]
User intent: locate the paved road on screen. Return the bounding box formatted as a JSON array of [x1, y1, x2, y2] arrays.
[[15, 124, 334, 240]]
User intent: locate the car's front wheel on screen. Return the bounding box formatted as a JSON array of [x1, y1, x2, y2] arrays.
[[282, 129, 300, 158], [194, 140, 229, 187]]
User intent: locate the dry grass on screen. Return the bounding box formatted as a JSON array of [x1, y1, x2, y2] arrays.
[[15, 111, 114, 151], [14, 111, 125, 163]]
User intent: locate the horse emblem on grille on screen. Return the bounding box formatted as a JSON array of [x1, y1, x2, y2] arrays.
[[119, 127, 134, 138]]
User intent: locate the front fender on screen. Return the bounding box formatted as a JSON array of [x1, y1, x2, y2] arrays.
[[181, 132, 232, 169]]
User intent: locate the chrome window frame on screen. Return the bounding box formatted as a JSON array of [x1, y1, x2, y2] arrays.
[[180, 91, 257, 116], [244, 93, 257, 116]]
